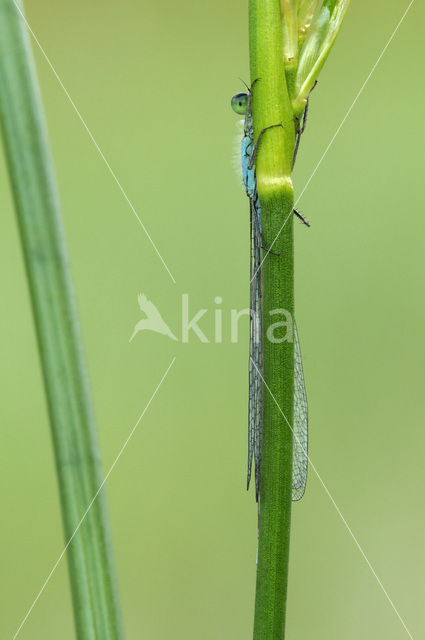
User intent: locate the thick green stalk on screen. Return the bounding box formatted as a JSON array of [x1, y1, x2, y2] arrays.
[[249, 0, 295, 638], [0, 2, 124, 638]]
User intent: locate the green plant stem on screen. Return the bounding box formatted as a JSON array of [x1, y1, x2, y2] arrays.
[[0, 2, 124, 638], [249, 0, 295, 638]]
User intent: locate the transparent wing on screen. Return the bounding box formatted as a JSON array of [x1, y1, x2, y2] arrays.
[[292, 323, 308, 500], [248, 196, 263, 501]]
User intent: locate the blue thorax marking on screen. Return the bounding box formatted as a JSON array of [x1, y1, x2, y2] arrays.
[[242, 112, 262, 232]]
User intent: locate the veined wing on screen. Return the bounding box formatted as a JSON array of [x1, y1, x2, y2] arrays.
[[292, 323, 308, 500], [247, 199, 308, 502], [248, 195, 263, 502]]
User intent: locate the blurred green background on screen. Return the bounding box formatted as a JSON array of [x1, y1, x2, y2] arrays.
[[1, 0, 424, 638]]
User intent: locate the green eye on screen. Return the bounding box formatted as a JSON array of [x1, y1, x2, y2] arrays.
[[231, 93, 248, 115]]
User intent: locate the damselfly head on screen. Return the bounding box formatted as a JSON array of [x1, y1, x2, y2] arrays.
[[231, 93, 248, 116]]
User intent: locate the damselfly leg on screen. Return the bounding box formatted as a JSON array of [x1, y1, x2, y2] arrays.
[[248, 124, 284, 170], [292, 80, 318, 169]]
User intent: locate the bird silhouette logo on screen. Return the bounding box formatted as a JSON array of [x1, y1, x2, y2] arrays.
[[129, 294, 178, 342]]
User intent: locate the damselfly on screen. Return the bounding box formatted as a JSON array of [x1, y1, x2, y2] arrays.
[[231, 87, 309, 503]]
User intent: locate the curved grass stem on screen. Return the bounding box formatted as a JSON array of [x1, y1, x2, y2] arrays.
[[0, 2, 124, 638]]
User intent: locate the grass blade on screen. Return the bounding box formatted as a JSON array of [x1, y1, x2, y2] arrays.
[[0, 2, 124, 637]]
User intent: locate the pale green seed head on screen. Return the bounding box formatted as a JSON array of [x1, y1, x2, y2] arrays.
[[291, 0, 350, 112], [280, 0, 350, 114]]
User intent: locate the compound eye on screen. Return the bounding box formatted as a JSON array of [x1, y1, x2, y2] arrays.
[[231, 93, 248, 115]]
